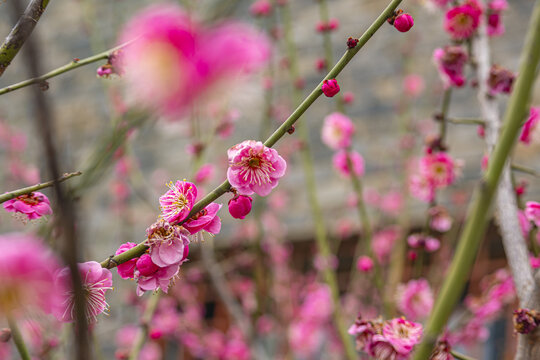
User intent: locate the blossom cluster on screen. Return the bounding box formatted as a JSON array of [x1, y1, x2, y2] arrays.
[[348, 316, 423, 359]]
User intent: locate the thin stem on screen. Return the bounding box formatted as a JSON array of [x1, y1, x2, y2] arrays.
[[512, 163, 540, 177], [450, 350, 477, 360], [99, 0, 406, 270], [0, 171, 82, 203], [0, 43, 128, 96], [447, 118, 486, 125], [128, 292, 161, 360], [438, 89, 452, 144], [7, 316, 31, 360], [413, 0, 540, 357]]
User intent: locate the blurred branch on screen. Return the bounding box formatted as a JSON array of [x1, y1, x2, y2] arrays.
[[0, 43, 128, 96], [512, 163, 540, 177], [447, 118, 486, 125], [7, 317, 31, 360], [128, 292, 161, 360], [451, 350, 477, 360], [0, 171, 81, 203], [0, 0, 51, 77]]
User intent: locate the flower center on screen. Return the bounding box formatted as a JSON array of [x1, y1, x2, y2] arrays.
[[249, 158, 261, 168], [17, 193, 40, 205]]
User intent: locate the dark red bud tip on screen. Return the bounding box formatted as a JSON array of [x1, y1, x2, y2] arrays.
[[347, 37, 359, 49]]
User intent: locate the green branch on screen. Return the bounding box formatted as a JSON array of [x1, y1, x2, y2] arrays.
[[413, 0, 540, 357], [0, 43, 127, 96], [0, 171, 81, 203], [7, 316, 31, 360]]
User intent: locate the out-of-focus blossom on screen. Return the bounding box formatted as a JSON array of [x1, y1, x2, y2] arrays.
[[488, 65, 515, 95], [420, 151, 461, 188], [321, 79, 340, 97], [227, 140, 286, 196], [429, 206, 453, 232], [194, 164, 215, 184], [487, 0, 508, 36], [403, 74, 425, 98], [518, 210, 532, 238], [0, 234, 62, 316], [55, 261, 113, 323], [383, 318, 423, 354], [357, 256, 374, 273], [396, 278, 434, 320], [321, 112, 355, 150], [332, 150, 365, 178], [379, 190, 404, 216], [525, 201, 540, 227], [159, 180, 197, 225], [3, 192, 52, 222], [315, 58, 326, 72], [530, 255, 540, 269], [408, 233, 441, 252], [118, 5, 270, 117], [250, 0, 272, 17], [520, 107, 540, 145], [433, 46, 468, 88], [444, 2, 482, 40], [513, 308, 540, 334], [373, 227, 400, 264], [343, 91, 355, 104]]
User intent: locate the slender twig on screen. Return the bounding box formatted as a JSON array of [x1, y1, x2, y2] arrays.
[[7, 317, 31, 360], [0, 171, 81, 203], [0, 43, 127, 96], [128, 292, 161, 360], [438, 89, 452, 144], [447, 118, 486, 125], [0, 0, 51, 77], [512, 163, 540, 177], [451, 350, 477, 360], [413, 0, 540, 357]]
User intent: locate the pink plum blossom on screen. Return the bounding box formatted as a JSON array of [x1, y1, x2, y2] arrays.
[[379, 190, 404, 216], [115, 242, 139, 279], [321, 112, 355, 150], [332, 150, 365, 178], [488, 65, 514, 95], [3, 191, 52, 221], [118, 4, 270, 117], [487, 0, 508, 36], [429, 206, 453, 232], [134, 254, 179, 296], [343, 92, 355, 104], [433, 46, 468, 88], [183, 203, 222, 235], [227, 140, 286, 196], [409, 173, 436, 203], [194, 164, 215, 184], [396, 278, 434, 320], [250, 0, 272, 17], [419, 151, 461, 188], [55, 261, 113, 322], [525, 201, 540, 228], [146, 220, 190, 267], [444, 2, 482, 40], [382, 318, 423, 355], [373, 227, 399, 264], [403, 74, 425, 98], [357, 256, 374, 273], [408, 233, 441, 252], [520, 107, 540, 145], [0, 234, 62, 316], [159, 180, 197, 224], [518, 210, 532, 238]]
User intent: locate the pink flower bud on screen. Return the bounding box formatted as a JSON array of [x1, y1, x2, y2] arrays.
[[328, 18, 339, 30], [356, 256, 374, 273], [228, 195, 253, 219], [136, 254, 160, 277], [394, 13, 414, 32], [321, 79, 340, 97], [343, 91, 355, 104]]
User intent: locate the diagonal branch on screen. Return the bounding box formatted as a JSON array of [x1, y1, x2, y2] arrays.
[[0, 171, 81, 203], [0, 0, 51, 77]]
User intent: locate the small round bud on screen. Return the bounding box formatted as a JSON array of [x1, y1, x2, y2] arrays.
[[321, 79, 340, 97], [394, 13, 414, 32], [356, 256, 374, 273], [347, 37, 359, 49], [228, 195, 253, 219], [135, 254, 159, 276]]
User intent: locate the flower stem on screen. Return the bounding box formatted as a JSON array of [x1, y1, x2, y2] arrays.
[[7, 316, 31, 360], [0, 43, 128, 96], [447, 118, 486, 125], [413, 0, 540, 357], [512, 163, 540, 177], [0, 171, 82, 203], [99, 0, 406, 269], [450, 350, 477, 360], [128, 292, 161, 360]]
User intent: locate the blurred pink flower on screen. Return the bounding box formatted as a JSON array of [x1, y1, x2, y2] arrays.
[[183, 203, 222, 235], [0, 234, 62, 316], [487, 0, 508, 36], [250, 0, 272, 17], [403, 74, 425, 98], [396, 278, 434, 320], [518, 209, 532, 239], [379, 190, 404, 216], [55, 261, 113, 322], [3, 191, 52, 221], [520, 107, 540, 145], [407, 233, 441, 252], [332, 150, 365, 178], [356, 256, 374, 273], [321, 112, 355, 150], [409, 173, 436, 203], [118, 4, 270, 117], [194, 164, 215, 184], [429, 206, 453, 232], [373, 227, 399, 264], [115, 242, 139, 279], [343, 91, 355, 104], [159, 180, 197, 225], [433, 46, 468, 88], [419, 151, 461, 188], [146, 220, 190, 267], [488, 65, 514, 95], [525, 201, 540, 227], [227, 140, 286, 196], [383, 318, 423, 355], [444, 2, 482, 40]]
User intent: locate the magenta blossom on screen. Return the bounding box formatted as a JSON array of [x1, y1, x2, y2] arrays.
[[228, 195, 253, 219], [487, 0, 508, 36], [433, 46, 468, 88], [159, 180, 197, 224], [227, 140, 287, 196], [444, 2, 482, 40], [383, 318, 423, 355], [194, 164, 215, 184], [115, 242, 139, 279], [146, 220, 190, 267], [356, 256, 374, 273], [55, 261, 113, 323], [525, 201, 540, 228], [520, 107, 540, 145], [396, 278, 434, 321], [0, 234, 63, 316], [183, 203, 222, 235], [419, 151, 461, 188], [250, 0, 272, 17], [394, 13, 414, 32], [3, 191, 52, 221], [118, 4, 270, 117], [332, 150, 365, 178], [429, 206, 453, 232], [321, 112, 355, 150], [134, 254, 179, 296], [488, 65, 514, 96], [408, 233, 441, 252]]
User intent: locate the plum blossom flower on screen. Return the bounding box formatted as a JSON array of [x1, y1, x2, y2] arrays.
[[444, 2, 482, 40], [321, 112, 355, 150], [0, 234, 62, 316], [373, 227, 399, 264], [357, 256, 374, 273], [250, 0, 272, 17], [118, 4, 270, 117], [159, 180, 197, 225], [433, 46, 468, 88], [408, 233, 441, 252], [487, 0, 508, 36], [134, 254, 179, 296], [183, 203, 222, 235], [227, 140, 286, 196], [3, 191, 52, 221], [115, 242, 139, 279], [525, 201, 540, 228], [194, 164, 215, 184], [383, 318, 423, 354], [146, 220, 190, 267], [403, 74, 425, 98], [396, 278, 434, 320], [55, 261, 113, 322], [488, 65, 515, 95], [332, 150, 365, 178], [419, 151, 461, 188], [520, 107, 540, 145], [429, 206, 453, 232]]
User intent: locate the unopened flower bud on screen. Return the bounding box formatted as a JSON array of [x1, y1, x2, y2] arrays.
[[356, 256, 374, 273], [347, 37, 359, 49], [321, 79, 340, 97], [228, 195, 253, 219], [0, 328, 11, 342], [394, 13, 414, 32], [136, 254, 159, 276], [513, 308, 540, 334]]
